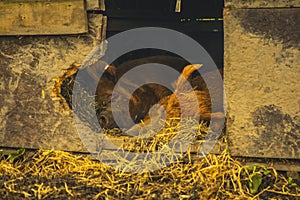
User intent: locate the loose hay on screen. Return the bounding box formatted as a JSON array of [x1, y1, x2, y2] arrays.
[[0, 145, 299, 199]]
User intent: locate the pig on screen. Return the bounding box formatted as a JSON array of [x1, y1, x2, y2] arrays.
[[93, 55, 190, 129], [88, 55, 224, 132]]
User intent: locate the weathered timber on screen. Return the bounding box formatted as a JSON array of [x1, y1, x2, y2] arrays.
[[0, 0, 87, 35]]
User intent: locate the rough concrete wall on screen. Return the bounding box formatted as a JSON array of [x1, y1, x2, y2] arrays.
[[0, 14, 106, 151], [224, 7, 300, 158], [225, 0, 300, 8]]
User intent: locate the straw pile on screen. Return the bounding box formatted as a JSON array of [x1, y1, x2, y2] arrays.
[[1, 129, 299, 199]]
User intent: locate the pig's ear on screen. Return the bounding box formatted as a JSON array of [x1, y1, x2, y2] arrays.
[[103, 64, 117, 83]]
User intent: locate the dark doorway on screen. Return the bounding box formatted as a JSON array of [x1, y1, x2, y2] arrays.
[[104, 0, 224, 68]]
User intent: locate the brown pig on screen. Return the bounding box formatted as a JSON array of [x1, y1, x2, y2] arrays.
[[94, 55, 190, 129], [90, 55, 224, 132]]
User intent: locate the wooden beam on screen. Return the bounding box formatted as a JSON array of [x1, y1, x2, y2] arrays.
[[0, 0, 88, 35]]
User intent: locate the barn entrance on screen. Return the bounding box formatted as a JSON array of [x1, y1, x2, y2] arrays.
[[0, 1, 300, 198], [1, 0, 298, 170]]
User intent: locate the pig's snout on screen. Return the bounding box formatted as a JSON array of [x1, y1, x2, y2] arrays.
[[99, 114, 109, 127], [98, 111, 116, 129], [98, 109, 139, 130]]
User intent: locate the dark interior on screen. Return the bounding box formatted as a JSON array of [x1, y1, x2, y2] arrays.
[[104, 0, 224, 68]]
